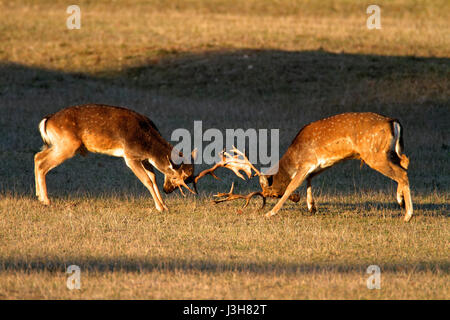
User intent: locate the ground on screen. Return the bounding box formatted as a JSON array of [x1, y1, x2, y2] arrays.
[[0, 0, 448, 299]]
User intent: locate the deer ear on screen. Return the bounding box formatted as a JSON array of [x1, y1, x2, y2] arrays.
[[191, 148, 198, 162]]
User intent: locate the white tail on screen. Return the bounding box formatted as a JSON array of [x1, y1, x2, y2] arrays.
[[38, 117, 51, 146], [34, 104, 197, 212], [392, 121, 409, 169]]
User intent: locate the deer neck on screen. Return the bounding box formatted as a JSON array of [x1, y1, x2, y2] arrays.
[[146, 138, 178, 175]]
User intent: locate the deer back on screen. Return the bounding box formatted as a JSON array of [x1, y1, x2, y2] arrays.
[[261, 112, 396, 197], [44, 104, 174, 167]]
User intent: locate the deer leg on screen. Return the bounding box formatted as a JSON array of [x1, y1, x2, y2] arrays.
[[141, 161, 169, 211], [306, 178, 317, 213], [397, 184, 405, 208], [34, 152, 42, 197], [391, 167, 412, 221], [390, 164, 413, 222], [34, 150, 47, 200], [364, 158, 413, 222], [401, 183, 413, 222], [124, 158, 165, 212], [34, 145, 78, 205], [266, 167, 313, 217]]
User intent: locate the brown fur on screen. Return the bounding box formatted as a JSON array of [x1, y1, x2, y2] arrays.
[[34, 104, 195, 212], [261, 112, 413, 221]]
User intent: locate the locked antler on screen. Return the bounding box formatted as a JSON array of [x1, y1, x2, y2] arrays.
[[213, 182, 266, 209], [194, 147, 267, 209], [194, 146, 261, 184]]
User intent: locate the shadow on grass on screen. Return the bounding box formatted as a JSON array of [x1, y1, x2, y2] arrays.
[[1, 49, 448, 101], [0, 49, 448, 197], [121, 49, 450, 101], [308, 201, 449, 217], [0, 257, 447, 275], [229, 202, 448, 221]]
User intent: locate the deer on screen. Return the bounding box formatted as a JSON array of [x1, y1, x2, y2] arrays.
[[34, 104, 197, 212], [195, 112, 413, 222]]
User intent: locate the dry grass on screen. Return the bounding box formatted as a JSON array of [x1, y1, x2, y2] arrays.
[[0, 0, 449, 299], [1, 194, 448, 299]]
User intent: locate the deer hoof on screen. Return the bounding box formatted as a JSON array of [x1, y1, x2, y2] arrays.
[[39, 198, 51, 206], [155, 206, 165, 213], [265, 210, 276, 218]]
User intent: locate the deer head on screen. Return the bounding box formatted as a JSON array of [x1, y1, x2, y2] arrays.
[[259, 168, 301, 202], [162, 149, 198, 195]]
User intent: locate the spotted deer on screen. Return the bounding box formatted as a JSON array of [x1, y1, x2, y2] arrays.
[[198, 113, 413, 221], [34, 104, 197, 212]]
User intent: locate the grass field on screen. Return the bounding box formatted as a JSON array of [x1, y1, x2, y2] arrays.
[[0, 0, 449, 299]]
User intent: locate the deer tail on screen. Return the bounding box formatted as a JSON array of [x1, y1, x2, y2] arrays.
[[38, 116, 52, 149], [392, 120, 409, 170]]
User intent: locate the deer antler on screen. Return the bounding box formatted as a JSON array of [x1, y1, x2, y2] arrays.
[[194, 147, 265, 209], [194, 146, 261, 184], [213, 182, 266, 209]]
